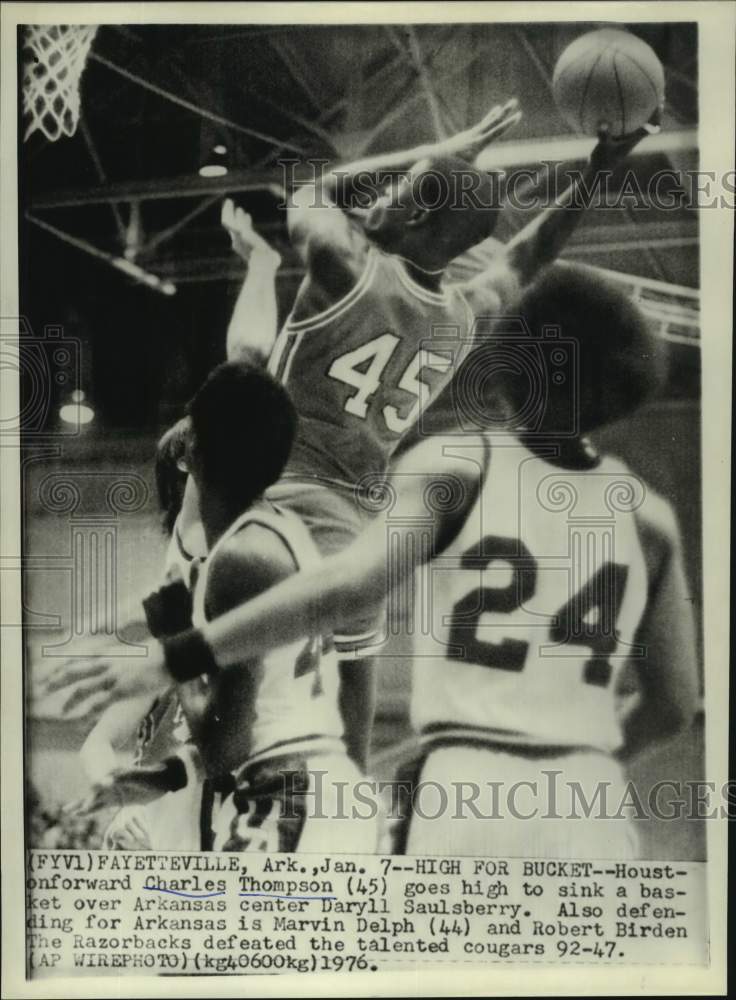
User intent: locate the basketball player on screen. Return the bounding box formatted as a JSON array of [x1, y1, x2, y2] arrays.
[[264, 100, 659, 771], [70, 359, 375, 852], [387, 266, 700, 857], [178, 359, 376, 852], [58, 204, 282, 848]]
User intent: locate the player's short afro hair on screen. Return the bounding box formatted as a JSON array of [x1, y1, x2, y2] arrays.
[[187, 359, 296, 505], [511, 262, 667, 434]]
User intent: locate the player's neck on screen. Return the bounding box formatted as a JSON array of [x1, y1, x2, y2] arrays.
[[399, 255, 445, 291]]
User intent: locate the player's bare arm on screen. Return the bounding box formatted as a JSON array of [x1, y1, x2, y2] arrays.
[[64, 756, 192, 817], [39, 439, 485, 715], [77, 695, 157, 785], [222, 198, 282, 363], [182, 439, 483, 673], [462, 110, 663, 315]]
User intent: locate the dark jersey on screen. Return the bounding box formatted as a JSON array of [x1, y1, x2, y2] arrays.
[[267, 246, 475, 488]]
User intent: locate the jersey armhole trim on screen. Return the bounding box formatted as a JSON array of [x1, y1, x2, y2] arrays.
[[631, 503, 666, 602], [237, 515, 302, 574], [284, 247, 379, 333], [431, 435, 489, 558], [202, 511, 304, 620], [173, 522, 195, 563], [455, 285, 477, 341]]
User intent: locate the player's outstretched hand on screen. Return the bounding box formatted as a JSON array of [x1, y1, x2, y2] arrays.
[[442, 99, 522, 159], [34, 647, 168, 721], [103, 806, 152, 851], [222, 198, 281, 268], [591, 103, 663, 170]]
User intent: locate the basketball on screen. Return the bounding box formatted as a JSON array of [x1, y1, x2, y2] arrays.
[[552, 29, 665, 137]]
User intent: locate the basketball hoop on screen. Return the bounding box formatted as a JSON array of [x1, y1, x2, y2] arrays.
[[22, 25, 98, 142]]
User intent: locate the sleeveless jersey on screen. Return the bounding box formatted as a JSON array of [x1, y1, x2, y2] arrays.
[[164, 513, 206, 583], [191, 503, 343, 764], [135, 516, 202, 766], [268, 246, 475, 488], [411, 437, 649, 753]]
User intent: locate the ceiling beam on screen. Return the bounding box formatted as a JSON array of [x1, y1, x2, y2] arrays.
[[477, 128, 698, 170], [404, 25, 449, 141], [139, 195, 223, 256], [564, 235, 698, 255], [89, 52, 309, 154], [78, 116, 127, 244], [31, 175, 284, 209]]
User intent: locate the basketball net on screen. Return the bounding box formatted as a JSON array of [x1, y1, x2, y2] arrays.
[[22, 25, 98, 142]]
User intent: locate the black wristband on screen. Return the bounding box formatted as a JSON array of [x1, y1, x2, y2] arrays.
[[161, 754, 189, 792], [142, 579, 193, 638], [162, 628, 218, 683]]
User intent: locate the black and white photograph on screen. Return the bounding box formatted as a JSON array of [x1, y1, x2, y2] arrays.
[[1, 2, 732, 995]]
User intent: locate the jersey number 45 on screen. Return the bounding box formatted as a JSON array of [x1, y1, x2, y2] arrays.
[[328, 333, 453, 434]]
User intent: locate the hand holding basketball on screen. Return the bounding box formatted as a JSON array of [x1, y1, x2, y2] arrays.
[[553, 28, 665, 138], [591, 103, 663, 170]]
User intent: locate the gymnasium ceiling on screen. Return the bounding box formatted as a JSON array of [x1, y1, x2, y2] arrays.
[[23, 21, 698, 289]]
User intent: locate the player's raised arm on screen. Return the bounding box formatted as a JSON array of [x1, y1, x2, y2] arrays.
[[462, 112, 662, 313], [222, 199, 281, 363]]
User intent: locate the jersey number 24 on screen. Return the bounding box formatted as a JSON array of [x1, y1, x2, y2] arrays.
[[447, 535, 629, 687]]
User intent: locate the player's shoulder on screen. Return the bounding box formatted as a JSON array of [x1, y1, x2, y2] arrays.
[[213, 521, 297, 580], [301, 212, 371, 282], [634, 488, 681, 554], [205, 520, 296, 616], [292, 227, 374, 317], [447, 234, 516, 315], [599, 455, 678, 531]]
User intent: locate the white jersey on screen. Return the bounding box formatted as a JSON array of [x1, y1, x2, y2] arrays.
[[411, 437, 649, 753], [164, 513, 206, 583], [192, 503, 343, 764]]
